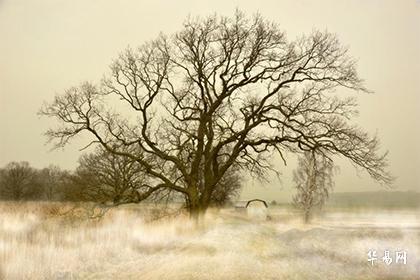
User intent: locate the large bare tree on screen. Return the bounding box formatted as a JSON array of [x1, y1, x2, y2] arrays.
[[41, 11, 392, 221]]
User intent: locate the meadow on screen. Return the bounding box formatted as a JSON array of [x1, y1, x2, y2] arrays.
[[0, 202, 419, 279]]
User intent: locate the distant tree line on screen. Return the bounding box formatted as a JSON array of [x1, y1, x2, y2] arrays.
[[0, 161, 69, 201], [0, 147, 241, 206]]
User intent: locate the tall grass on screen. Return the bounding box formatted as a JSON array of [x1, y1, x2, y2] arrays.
[[0, 202, 419, 279]]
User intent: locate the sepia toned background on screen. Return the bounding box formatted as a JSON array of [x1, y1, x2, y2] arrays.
[[0, 0, 419, 202]]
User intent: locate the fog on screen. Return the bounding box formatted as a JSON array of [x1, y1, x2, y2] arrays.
[[0, 0, 419, 202], [1, 202, 419, 279]]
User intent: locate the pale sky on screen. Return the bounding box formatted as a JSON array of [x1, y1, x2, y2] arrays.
[[0, 0, 419, 202]]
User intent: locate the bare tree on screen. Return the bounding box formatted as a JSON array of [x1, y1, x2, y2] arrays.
[[70, 146, 157, 205], [293, 150, 335, 223], [208, 165, 242, 207], [0, 162, 39, 200], [40, 11, 392, 221], [38, 165, 69, 200]]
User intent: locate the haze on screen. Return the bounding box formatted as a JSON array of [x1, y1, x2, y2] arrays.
[[0, 0, 419, 202]]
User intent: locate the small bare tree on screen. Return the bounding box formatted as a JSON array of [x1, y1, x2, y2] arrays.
[[208, 165, 242, 207], [41, 11, 392, 221], [293, 150, 335, 223], [38, 165, 69, 200], [0, 162, 39, 200], [70, 146, 157, 205]]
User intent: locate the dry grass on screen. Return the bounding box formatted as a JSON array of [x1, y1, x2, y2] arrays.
[[0, 202, 419, 279]]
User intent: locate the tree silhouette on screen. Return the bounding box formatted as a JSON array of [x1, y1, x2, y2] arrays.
[[293, 150, 336, 223], [70, 146, 154, 205], [0, 162, 39, 200], [41, 11, 392, 221]]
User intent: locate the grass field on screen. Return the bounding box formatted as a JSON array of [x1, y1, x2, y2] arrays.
[[0, 202, 419, 279]]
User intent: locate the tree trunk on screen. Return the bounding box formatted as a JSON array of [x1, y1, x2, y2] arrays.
[[189, 202, 207, 224], [186, 182, 213, 226], [304, 210, 311, 224], [187, 194, 209, 226]]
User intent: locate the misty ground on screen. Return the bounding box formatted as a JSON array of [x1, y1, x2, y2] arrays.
[[0, 202, 419, 280]]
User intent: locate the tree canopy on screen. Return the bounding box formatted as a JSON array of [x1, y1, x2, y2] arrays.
[[40, 11, 392, 219]]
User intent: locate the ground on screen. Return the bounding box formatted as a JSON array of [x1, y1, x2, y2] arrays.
[[0, 202, 419, 279]]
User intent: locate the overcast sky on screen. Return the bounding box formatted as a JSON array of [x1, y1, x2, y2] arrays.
[[0, 0, 419, 202]]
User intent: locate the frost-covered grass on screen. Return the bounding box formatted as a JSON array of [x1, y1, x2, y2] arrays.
[[0, 202, 419, 279]]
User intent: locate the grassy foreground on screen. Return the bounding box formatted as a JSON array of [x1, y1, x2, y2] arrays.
[[0, 202, 419, 279]]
